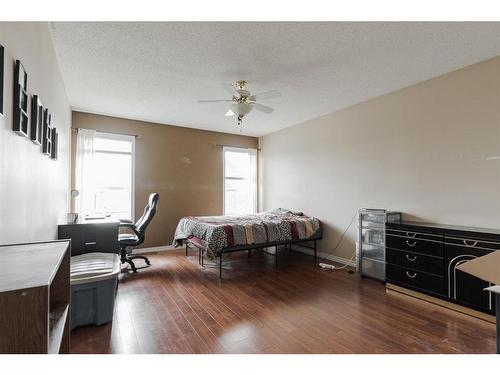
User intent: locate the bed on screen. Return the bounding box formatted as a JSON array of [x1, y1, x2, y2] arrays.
[[173, 208, 322, 278]]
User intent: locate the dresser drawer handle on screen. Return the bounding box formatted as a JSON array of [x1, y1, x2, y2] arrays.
[[406, 232, 417, 238], [406, 271, 418, 279], [405, 254, 417, 262], [463, 240, 478, 247], [406, 240, 417, 247]]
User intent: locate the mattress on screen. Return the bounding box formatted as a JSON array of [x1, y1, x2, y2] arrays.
[[173, 208, 321, 258]]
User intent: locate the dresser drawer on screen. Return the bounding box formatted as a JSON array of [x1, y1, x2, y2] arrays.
[[445, 235, 500, 252], [386, 264, 445, 295], [386, 234, 443, 257], [386, 248, 444, 276], [386, 228, 442, 242]]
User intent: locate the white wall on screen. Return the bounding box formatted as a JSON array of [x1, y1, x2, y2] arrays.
[[0, 22, 71, 244], [260, 56, 500, 262]]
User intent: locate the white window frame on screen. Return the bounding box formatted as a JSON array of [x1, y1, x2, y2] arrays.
[[223, 146, 258, 216], [94, 131, 135, 221]]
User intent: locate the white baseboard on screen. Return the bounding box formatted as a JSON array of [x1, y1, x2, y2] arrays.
[[326, 254, 357, 268], [133, 244, 357, 268], [290, 245, 356, 267], [132, 245, 177, 255]]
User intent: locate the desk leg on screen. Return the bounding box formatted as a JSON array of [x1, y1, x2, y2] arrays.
[[496, 294, 499, 354]]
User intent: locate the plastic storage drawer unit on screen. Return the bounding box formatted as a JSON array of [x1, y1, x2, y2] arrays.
[[357, 209, 401, 281], [70, 252, 120, 330]]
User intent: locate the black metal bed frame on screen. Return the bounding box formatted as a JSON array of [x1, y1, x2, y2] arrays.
[[185, 237, 319, 279]]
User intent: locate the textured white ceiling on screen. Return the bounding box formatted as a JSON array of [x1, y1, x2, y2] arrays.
[[51, 22, 500, 136]]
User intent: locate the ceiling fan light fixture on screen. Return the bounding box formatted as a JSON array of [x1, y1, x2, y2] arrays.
[[228, 102, 252, 118], [199, 80, 281, 128], [239, 102, 252, 117]]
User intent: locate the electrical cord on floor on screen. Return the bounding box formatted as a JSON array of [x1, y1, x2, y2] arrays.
[[318, 209, 360, 272]]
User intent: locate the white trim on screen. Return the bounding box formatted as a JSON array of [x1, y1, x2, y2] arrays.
[[132, 245, 177, 254], [222, 146, 226, 215], [291, 246, 356, 267], [222, 146, 258, 215], [131, 135, 135, 222], [326, 254, 357, 267]]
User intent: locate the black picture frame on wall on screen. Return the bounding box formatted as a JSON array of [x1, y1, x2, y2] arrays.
[[42, 108, 52, 155], [50, 127, 58, 160], [13, 59, 29, 137], [0, 44, 4, 116], [30, 95, 43, 145]]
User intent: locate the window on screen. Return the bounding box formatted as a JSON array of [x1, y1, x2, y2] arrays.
[[223, 147, 257, 215], [76, 131, 134, 220], [93, 133, 134, 220]]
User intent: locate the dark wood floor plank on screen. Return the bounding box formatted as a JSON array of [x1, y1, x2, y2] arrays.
[[158, 264, 227, 353], [129, 271, 188, 353], [145, 259, 211, 354], [169, 256, 244, 330], [70, 249, 496, 354]]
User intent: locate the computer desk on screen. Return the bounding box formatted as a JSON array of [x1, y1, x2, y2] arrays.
[[58, 217, 120, 256]]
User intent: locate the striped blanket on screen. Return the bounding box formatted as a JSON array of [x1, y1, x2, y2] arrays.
[[173, 209, 321, 258]]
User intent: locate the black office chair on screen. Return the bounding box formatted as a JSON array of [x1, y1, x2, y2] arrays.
[[119, 193, 160, 272]]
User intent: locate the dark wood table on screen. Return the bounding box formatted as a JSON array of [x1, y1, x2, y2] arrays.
[[0, 240, 70, 353]]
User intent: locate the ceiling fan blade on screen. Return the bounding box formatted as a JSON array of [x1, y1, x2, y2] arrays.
[[252, 103, 274, 114], [225, 109, 235, 117], [249, 90, 281, 101], [198, 99, 233, 103], [221, 83, 239, 97]]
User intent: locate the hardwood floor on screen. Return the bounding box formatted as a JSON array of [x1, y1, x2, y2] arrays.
[[70, 248, 496, 354]]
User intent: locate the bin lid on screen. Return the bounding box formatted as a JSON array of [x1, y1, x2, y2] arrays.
[[71, 252, 120, 285]]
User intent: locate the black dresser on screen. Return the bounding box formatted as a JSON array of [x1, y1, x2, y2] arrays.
[[386, 221, 500, 318]]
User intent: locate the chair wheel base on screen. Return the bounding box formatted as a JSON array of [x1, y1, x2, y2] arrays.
[[120, 248, 151, 273], [123, 259, 137, 273]]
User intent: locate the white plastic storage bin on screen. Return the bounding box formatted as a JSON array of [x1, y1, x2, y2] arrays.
[[70, 252, 120, 330]]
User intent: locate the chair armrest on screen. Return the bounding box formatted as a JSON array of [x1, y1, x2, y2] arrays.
[[119, 222, 136, 230], [119, 222, 141, 237]]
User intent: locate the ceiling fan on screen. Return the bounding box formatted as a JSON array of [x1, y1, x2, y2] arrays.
[[198, 80, 281, 128]]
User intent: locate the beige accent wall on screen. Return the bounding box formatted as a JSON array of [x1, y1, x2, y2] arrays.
[[260, 56, 500, 262], [0, 22, 71, 244], [71, 111, 258, 248]]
